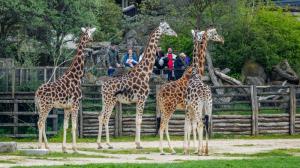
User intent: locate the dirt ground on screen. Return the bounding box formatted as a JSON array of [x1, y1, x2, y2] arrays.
[[1, 139, 300, 168]]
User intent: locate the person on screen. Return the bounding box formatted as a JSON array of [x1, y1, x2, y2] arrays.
[[166, 47, 177, 80], [107, 43, 121, 76], [122, 48, 138, 68], [179, 52, 191, 67], [154, 47, 166, 75], [174, 53, 186, 79]]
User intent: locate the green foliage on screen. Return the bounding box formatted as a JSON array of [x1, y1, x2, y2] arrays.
[[16, 80, 43, 92], [90, 0, 123, 43], [160, 34, 194, 57], [212, 2, 300, 74], [0, 0, 122, 67]]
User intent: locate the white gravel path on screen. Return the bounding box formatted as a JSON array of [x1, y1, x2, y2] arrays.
[[1, 139, 300, 168]]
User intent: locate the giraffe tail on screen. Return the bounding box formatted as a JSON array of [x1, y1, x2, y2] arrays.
[[156, 94, 162, 136]]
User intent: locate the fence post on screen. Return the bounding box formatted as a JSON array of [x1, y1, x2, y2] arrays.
[[13, 99, 18, 137], [289, 86, 296, 135], [79, 100, 83, 138], [250, 85, 259, 136], [11, 67, 15, 98], [43, 68, 47, 83]]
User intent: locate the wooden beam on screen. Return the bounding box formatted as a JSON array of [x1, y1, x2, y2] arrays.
[[289, 86, 296, 135], [250, 85, 259, 136]]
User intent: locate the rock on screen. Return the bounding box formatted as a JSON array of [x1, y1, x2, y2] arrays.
[[271, 60, 299, 84], [19, 149, 49, 155], [0, 142, 17, 153], [242, 60, 266, 85], [244, 76, 265, 86]]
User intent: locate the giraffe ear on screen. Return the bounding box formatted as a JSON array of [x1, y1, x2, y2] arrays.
[[81, 27, 86, 32], [90, 27, 96, 33], [191, 30, 195, 36]]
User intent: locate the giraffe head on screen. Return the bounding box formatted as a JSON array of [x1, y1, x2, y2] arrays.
[[159, 22, 177, 37], [81, 27, 96, 42], [191, 28, 224, 44]]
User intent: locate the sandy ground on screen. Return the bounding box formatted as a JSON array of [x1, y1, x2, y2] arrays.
[[1, 139, 300, 168]]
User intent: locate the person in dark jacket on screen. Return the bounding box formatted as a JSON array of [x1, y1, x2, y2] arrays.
[[174, 53, 185, 80], [107, 43, 120, 76], [154, 47, 166, 75]]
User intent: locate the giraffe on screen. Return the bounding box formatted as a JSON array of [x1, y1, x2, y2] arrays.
[[157, 30, 206, 155], [97, 22, 177, 149], [184, 28, 224, 156], [35, 27, 96, 152]]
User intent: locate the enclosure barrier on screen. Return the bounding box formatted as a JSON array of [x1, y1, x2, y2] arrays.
[[0, 67, 300, 137]]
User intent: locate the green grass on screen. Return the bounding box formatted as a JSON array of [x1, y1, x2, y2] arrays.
[[223, 148, 300, 157], [80, 147, 184, 154], [12, 156, 300, 168], [1, 134, 300, 143], [0, 151, 108, 159], [135, 157, 152, 160], [0, 160, 16, 164]]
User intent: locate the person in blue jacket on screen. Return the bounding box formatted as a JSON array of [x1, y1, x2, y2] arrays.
[[122, 48, 138, 68]]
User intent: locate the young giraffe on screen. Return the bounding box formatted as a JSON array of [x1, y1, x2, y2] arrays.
[[158, 30, 206, 155], [35, 27, 96, 152], [97, 22, 177, 149], [184, 28, 224, 156]]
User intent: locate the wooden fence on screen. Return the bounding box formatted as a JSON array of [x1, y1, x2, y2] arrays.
[[0, 79, 300, 137]]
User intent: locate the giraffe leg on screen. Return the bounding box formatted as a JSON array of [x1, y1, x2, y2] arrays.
[[204, 125, 209, 156], [71, 107, 79, 153], [105, 117, 113, 149], [43, 125, 49, 150], [197, 121, 204, 156], [135, 101, 145, 149], [97, 113, 104, 149], [183, 114, 190, 155], [37, 117, 45, 149], [165, 123, 176, 154], [62, 110, 71, 153], [159, 121, 165, 155], [37, 105, 51, 149], [97, 100, 115, 149], [192, 119, 198, 154]]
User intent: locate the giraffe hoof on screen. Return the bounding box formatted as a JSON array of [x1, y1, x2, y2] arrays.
[[108, 146, 113, 149], [136, 146, 143, 149], [160, 152, 165, 155], [171, 152, 176, 155], [97, 146, 103, 149]]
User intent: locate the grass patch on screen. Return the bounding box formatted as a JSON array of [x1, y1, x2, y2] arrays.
[[0, 151, 108, 159], [223, 148, 300, 157], [1, 134, 300, 143], [233, 144, 255, 147], [135, 157, 152, 160], [12, 156, 300, 168], [0, 160, 16, 164]]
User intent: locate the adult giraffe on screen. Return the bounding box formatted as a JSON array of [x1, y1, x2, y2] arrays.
[[157, 30, 206, 155], [35, 27, 96, 152], [185, 28, 223, 155], [97, 22, 177, 149]]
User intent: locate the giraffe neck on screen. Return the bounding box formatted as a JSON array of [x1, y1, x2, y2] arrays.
[[130, 27, 161, 78], [192, 31, 208, 76], [64, 33, 88, 80]]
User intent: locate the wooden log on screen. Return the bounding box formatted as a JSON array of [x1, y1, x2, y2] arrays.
[[213, 123, 251, 127], [258, 126, 290, 130], [214, 69, 243, 85], [213, 127, 251, 132], [258, 122, 289, 127], [251, 85, 259, 136], [212, 119, 251, 123], [259, 130, 289, 134], [258, 118, 289, 122], [213, 115, 252, 119], [213, 131, 251, 135]]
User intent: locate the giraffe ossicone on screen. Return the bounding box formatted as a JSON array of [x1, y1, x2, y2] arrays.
[[35, 27, 96, 152], [97, 22, 177, 150]]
